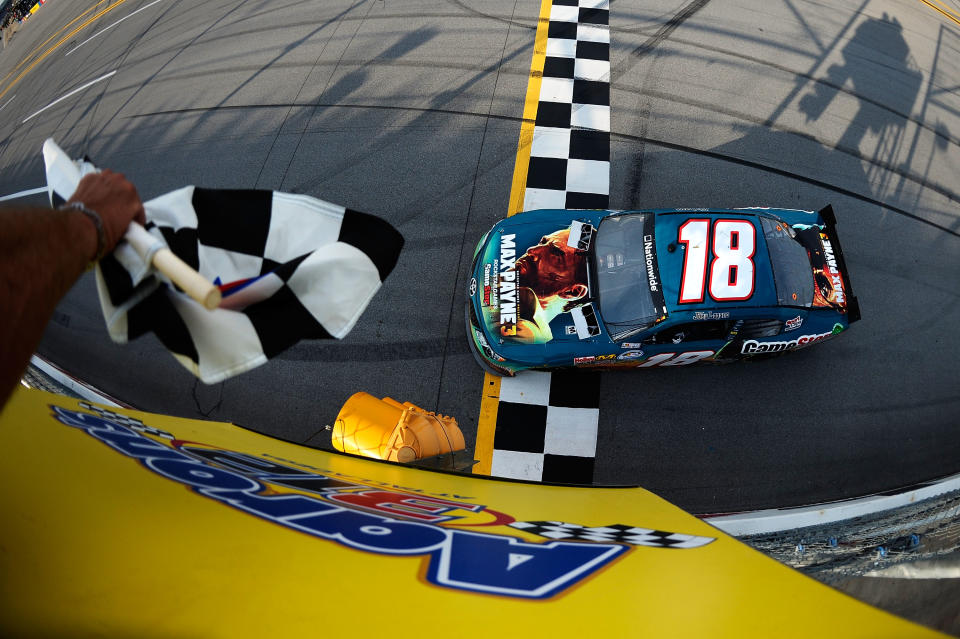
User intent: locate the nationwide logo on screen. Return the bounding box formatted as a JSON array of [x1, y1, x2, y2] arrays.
[[643, 234, 659, 292]]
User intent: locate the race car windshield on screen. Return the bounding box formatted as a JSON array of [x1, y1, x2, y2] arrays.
[[761, 217, 815, 307], [593, 213, 660, 337]]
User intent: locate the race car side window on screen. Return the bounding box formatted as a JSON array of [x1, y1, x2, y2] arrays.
[[738, 318, 783, 339], [761, 217, 815, 307], [645, 320, 734, 345]]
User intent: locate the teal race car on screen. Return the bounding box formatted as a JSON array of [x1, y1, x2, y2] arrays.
[[466, 206, 860, 376]]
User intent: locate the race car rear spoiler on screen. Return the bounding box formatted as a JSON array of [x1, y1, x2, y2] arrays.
[[818, 205, 861, 323]]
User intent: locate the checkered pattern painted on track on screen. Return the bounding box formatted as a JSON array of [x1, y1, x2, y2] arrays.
[[491, 370, 601, 482], [523, 0, 610, 212], [488, 0, 610, 484]]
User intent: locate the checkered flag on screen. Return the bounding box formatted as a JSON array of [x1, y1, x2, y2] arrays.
[[45, 142, 403, 384], [509, 521, 715, 549]]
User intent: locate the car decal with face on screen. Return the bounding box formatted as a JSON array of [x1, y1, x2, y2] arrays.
[[477, 225, 591, 345]]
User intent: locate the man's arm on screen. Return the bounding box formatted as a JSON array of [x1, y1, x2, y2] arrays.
[[0, 170, 145, 408]]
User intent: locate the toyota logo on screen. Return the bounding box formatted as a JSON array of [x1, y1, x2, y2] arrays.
[[468, 278, 478, 296]]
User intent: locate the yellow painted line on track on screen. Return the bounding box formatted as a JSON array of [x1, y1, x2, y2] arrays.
[[473, 375, 501, 475], [473, 0, 552, 476], [918, 0, 960, 27], [0, 1, 108, 88], [505, 0, 551, 220], [0, 0, 134, 103]]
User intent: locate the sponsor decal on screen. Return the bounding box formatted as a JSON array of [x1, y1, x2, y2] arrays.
[[820, 235, 846, 304], [621, 342, 642, 349], [565, 326, 577, 335], [499, 234, 518, 335], [617, 350, 645, 361], [692, 311, 730, 320], [785, 315, 803, 331], [574, 354, 617, 367], [51, 403, 633, 600], [643, 234, 659, 292], [483, 263, 492, 306], [804, 228, 847, 310], [469, 278, 478, 297], [740, 328, 836, 354]]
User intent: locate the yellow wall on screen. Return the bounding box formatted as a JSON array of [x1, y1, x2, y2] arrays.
[[0, 388, 943, 637]]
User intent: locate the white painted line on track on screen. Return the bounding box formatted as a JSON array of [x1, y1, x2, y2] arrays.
[[0, 186, 48, 202], [0, 95, 15, 113], [65, 0, 165, 57], [22, 70, 117, 123]]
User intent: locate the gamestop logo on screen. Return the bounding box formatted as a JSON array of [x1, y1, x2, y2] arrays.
[[740, 330, 834, 354], [51, 406, 626, 600]]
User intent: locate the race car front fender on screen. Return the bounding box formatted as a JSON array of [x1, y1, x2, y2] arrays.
[[465, 303, 520, 377]]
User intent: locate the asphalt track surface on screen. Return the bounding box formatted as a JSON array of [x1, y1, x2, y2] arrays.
[[2, 0, 959, 514]]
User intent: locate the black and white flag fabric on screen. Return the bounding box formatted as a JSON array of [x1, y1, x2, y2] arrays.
[[44, 140, 403, 384]]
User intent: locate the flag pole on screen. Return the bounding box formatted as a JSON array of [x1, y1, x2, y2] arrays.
[[124, 223, 221, 310], [43, 139, 221, 310]]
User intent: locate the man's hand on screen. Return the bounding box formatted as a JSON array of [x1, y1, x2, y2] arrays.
[[67, 170, 146, 258], [0, 168, 146, 410]]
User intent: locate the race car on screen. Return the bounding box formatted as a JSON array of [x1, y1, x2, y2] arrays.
[[466, 206, 860, 376]]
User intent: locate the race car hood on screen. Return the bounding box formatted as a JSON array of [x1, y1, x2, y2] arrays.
[[468, 210, 606, 352], [653, 211, 779, 313]]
